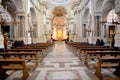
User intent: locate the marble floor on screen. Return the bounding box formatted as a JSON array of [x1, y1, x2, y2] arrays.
[[27, 42, 99, 80], [6, 42, 117, 80]]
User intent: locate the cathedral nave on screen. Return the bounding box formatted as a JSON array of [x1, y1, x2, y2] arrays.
[[0, 0, 120, 80]]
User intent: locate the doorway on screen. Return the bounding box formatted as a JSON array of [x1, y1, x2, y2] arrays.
[[1, 25, 10, 38]]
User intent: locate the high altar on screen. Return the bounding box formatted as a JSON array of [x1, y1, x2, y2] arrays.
[[52, 16, 68, 41]]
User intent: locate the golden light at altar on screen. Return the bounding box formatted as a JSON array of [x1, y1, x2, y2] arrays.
[[57, 29, 63, 39], [52, 17, 68, 40]]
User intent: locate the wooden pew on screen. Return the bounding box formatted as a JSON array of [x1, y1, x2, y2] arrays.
[[103, 78, 120, 80], [67, 42, 99, 56], [94, 56, 120, 80], [0, 58, 29, 80], [79, 48, 114, 60], [7, 49, 44, 59], [0, 52, 39, 69], [16, 46, 48, 56], [84, 51, 120, 68], [12, 42, 54, 54], [80, 47, 114, 53]]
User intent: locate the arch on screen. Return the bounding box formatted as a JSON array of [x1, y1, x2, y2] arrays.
[[14, 0, 23, 11], [51, 6, 68, 41], [107, 9, 118, 23], [53, 16, 67, 26], [82, 8, 90, 23], [30, 7, 37, 23], [101, 0, 115, 20], [29, 7, 37, 39], [52, 6, 67, 17]]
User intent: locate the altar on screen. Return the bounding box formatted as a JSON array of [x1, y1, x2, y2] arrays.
[[52, 16, 68, 41]]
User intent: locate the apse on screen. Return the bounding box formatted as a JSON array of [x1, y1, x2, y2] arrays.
[[51, 6, 68, 41]]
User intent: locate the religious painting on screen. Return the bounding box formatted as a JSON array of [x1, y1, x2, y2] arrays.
[[109, 26, 115, 38]]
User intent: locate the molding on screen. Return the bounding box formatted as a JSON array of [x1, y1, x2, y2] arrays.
[[78, 0, 89, 13], [71, 0, 82, 10], [73, 0, 89, 15], [38, 0, 48, 9], [30, 0, 41, 13], [15, 10, 25, 16]]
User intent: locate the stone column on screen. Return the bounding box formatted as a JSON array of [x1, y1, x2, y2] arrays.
[[90, 0, 95, 44], [0, 1, 4, 49], [77, 10, 82, 42], [0, 0, 3, 34], [37, 5, 46, 42]]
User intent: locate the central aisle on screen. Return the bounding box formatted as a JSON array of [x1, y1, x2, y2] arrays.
[[29, 42, 99, 80], [46, 42, 77, 58]]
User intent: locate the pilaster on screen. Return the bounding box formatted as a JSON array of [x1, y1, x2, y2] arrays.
[[115, 0, 120, 47]]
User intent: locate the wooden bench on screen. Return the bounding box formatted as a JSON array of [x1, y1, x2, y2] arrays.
[[67, 42, 102, 56], [103, 78, 120, 80], [0, 58, 29, 80], [16, 46, 48, 56], [84, 51, 120, 68], [79, 48, 114, 60], [7, 49, 44, 59], [95, 56, 120, 80], [0, 52, 39, 69], [80, 47, 114, 53]]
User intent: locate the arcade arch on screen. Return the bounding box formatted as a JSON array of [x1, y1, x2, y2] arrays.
[[30, 7, 37, 39]]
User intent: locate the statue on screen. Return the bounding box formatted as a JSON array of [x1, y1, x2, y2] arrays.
[[3, 32, 8, 51]]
